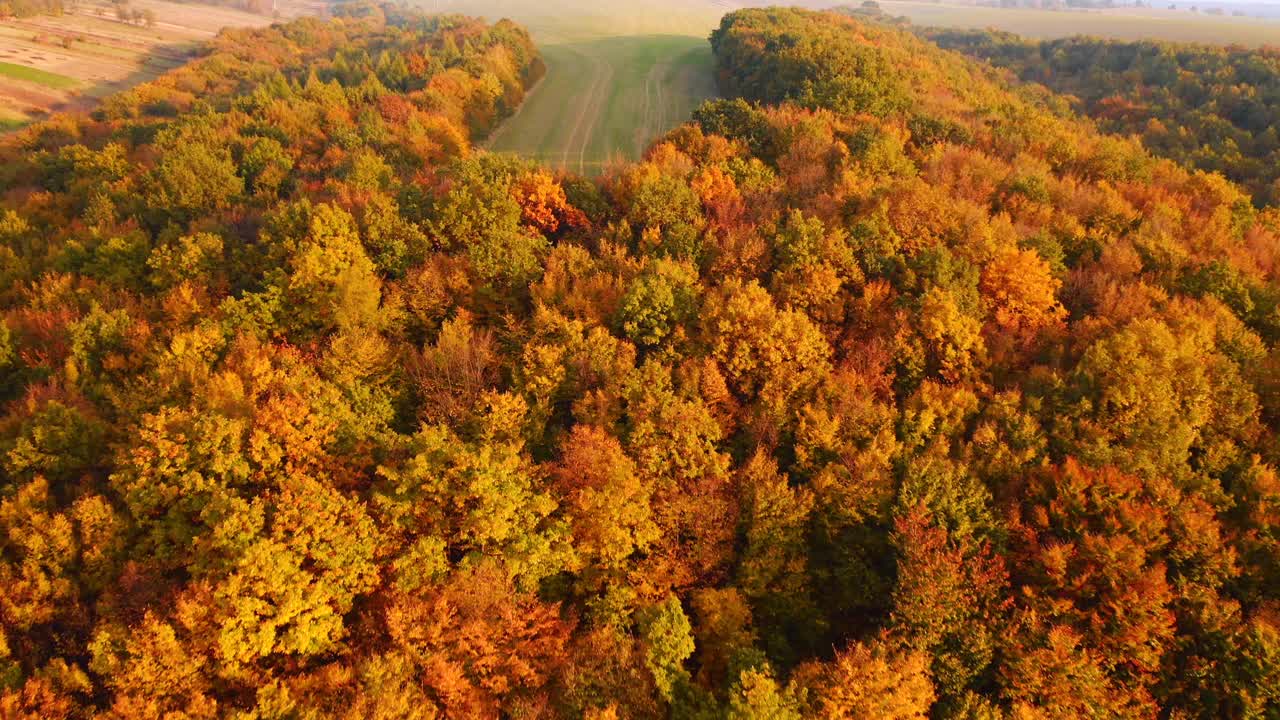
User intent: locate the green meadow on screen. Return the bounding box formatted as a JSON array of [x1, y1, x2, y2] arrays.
[[0, 61, 80, 90], [486, 36, 716, 173], [441, 0, 725, 171]]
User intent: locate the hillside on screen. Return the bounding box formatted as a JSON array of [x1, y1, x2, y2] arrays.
[[701, 12, 1280, 714], [0, 0, 308, 131], [0, 4, 1278, 719], [925, 28, 1280, 207]]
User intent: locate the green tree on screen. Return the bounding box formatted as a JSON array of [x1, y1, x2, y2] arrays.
[[639, 595, 695, 700]]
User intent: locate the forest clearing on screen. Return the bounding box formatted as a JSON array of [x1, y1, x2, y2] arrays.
[[444, 0, 726, 171], [486, 35, 716, 173]]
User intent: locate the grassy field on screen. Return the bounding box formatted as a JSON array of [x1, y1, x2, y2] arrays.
[[445, 0, 727, 172], [487, 35, 716, 172], [0, 60, 79, 89], [442, 0, 732, 43], [0, 111, 25, 130]]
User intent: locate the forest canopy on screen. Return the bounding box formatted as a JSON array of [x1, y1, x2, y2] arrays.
[[0, 4, 1279, 719], [926, 28, 1280, 207]]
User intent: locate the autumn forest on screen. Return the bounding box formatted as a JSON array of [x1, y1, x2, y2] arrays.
[[0, 3, 1279, 718]]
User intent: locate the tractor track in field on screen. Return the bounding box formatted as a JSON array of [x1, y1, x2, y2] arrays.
[[561, 48, 613, 173], [639, 56, 673, 157], [484, 33, 718, 174]]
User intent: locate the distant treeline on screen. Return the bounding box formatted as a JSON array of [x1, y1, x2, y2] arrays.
[[927, 28, 1280, 206], [0, 0, 64, 18]]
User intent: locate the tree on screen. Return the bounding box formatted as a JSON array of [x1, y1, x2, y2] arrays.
[[618, 362, 736, 591], [733, 452, 823, 666], [980, 245, 1065, 343], [1001, 623, 1153, 719], [239, 136, 293, 199], [426, 156, 549, 291], [0, 477, 83, 634], [511, 169, 587, 235], [795, 637, 935, 720], [375, 393, 570, 591], [1062, 319, 1214, 480], [793, 370, 900, 638], [690, 587, 756, 690], [88, 613, 216, 718], [204, 473, 381, 667], [916, 287, 984, 384], [410, 310, 498, 428], [700, 279, 831, 425], [551, 626, 662, 719], [144, 123, 242, 224], [889, 506, 1006, 702], [3, 399, 106, 487], [277, 202, 384, 338], [551, 425, 658, 577], [638, 595, 695, 700], [610, 162, 705, 261], [1004, 459, 1178, 706], [726, 667, 803, 720], [384, 561, 572, 717], [616, 259, 699, 349]]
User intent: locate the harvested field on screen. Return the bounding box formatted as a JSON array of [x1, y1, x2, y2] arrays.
[[0, 0, 314, 130]]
